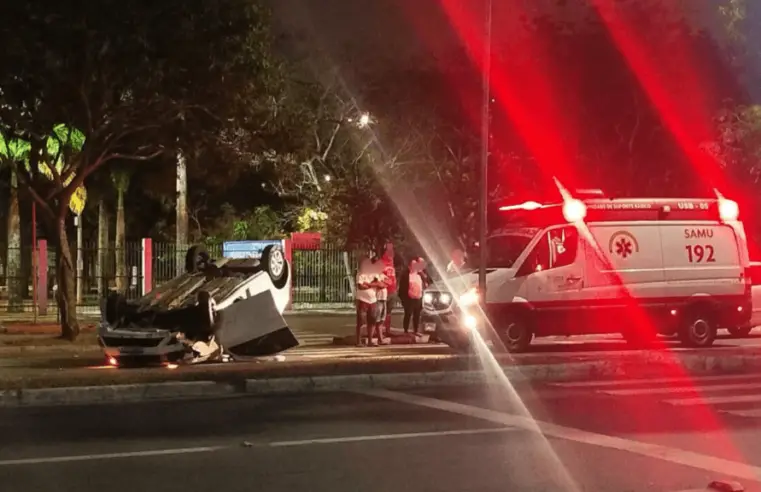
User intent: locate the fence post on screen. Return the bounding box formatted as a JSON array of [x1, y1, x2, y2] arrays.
[[142, 238, 153, 295], [283, 238, 293, 311], [37, 239, 48, 316]]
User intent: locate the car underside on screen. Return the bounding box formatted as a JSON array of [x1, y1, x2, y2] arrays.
[[97, 244, 298, 367]]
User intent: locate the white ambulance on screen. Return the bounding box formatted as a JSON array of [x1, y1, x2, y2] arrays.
[[422, 193, 752, 352]]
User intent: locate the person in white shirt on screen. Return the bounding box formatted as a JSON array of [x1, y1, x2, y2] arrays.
[[356, 254, 385, 346], [369, 256, 390, 343]]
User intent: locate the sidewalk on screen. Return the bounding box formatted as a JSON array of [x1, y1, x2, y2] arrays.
[[0, 307, 354, 325]]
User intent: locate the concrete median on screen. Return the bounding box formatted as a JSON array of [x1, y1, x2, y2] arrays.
[[3, 345, 761, 407]]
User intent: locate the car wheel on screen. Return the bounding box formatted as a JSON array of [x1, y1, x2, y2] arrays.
[[498, 317, 533, 353], [261, 245, 288, 289], [196, 290, 217, 338], [104, 292, 126, 325], [679, 309, 717, 348], [727, 326, 752, 338], [185, 245, 210, 273]]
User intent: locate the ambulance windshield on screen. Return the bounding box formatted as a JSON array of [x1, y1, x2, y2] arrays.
[[486, 233, 537, 268], [467, 228, 540, 270]]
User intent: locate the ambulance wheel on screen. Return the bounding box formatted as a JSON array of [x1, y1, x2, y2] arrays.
[[679, 309, 716, 348], [185, 245, 211, 273], [727, 326, 752, 338], [498, 317, 533, 353], [261, 245, 288, 289]]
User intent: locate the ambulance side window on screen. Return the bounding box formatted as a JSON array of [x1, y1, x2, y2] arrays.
[[549, 226, 579, 268], [518, 226, 578, 276]]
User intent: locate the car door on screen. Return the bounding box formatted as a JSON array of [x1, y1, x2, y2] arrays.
[[517, 225, 584, 335]]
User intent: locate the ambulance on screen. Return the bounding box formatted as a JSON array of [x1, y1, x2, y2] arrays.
[[422, 191, 752, 352]]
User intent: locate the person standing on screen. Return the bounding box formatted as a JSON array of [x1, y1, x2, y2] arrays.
[[355, 254, 383, 346], [399, 257, 426, 334], [381, 242, 398, 337], [369, 254, 390, 344]]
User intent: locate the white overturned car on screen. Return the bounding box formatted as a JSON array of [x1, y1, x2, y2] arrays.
[[98, 244, 296, 366]]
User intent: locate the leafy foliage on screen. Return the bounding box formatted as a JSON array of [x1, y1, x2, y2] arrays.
[[0, 0, 286, 338]]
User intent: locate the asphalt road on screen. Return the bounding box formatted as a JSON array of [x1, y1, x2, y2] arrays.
[[4, 374, 761, 491]]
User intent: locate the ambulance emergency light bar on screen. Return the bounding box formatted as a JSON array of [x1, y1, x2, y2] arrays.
[[499, 196, 740, 223]]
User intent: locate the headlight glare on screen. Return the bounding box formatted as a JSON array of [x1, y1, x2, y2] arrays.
[[459, 288, 479, 307]]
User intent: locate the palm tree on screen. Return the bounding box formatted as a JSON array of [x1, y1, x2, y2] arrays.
[[0, 134, 30, 311], [111, 167, 132, 294]]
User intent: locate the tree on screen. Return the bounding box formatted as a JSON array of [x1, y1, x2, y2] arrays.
[[0, 0, 286, 339], [111, 167, 133, 294], [0, 134, 29, 310], [251, 70, 387, 248]]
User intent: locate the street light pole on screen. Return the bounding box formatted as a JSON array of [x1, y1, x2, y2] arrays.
[[478, 0, 493, 298]]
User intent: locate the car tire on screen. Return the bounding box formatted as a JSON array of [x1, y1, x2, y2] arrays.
[[185, 245, 210, 274], [435, 326, 472, 353], [679, 308, 717, 348], [196, 290, 217, 338], [727, 326, 752, 338], [104, 291, 126, 324], [498, 316, 533, 353], [261, 245, 288, 289]]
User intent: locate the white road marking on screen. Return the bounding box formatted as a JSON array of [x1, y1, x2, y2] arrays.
[[666, 394, 761, 406], [358, 389, 761, 482], [269, 427, 520, 447], [722, 408, 761, 418], [599, 382, 761, 396], [0, 446, 226, 467], [551, 374, 761, 389]]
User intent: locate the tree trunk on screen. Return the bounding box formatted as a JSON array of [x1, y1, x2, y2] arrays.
[[175, 151, 188, 275], [54, 216, 79, 340], [6, 167, 22, 311], [97, 199, 109, 296], [115, 188, 127, 294]]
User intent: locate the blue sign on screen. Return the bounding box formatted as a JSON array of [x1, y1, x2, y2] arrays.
[[222, 240, 282, 259]]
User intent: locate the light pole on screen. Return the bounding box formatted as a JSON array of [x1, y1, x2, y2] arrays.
[[478, 0, 493, 298]]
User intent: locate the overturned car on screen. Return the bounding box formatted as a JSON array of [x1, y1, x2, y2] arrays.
[[98, 244, 298, 366]]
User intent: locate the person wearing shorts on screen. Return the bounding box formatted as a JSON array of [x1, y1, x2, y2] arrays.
[[381, 242, 398, 337], [370, 255, 390, 344], [355, 255, 378, 346], [355, 255, 385, 346]]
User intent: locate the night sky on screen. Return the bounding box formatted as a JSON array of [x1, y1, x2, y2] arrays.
[[269, 0, 721, 68]]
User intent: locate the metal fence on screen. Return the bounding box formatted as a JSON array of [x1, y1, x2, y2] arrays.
[[0, 242, 357, 314], [291, 248, 356, 307]]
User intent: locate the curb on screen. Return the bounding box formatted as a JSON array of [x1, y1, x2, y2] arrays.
[[285, 310, 354, 316], [4, 352, 761, 408], [0, 345, 101, 355]]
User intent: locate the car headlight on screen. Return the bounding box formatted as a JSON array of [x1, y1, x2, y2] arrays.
[[423, 292, 434, 304], [439, 293, 451, 305], [459, 288, 479, 307]]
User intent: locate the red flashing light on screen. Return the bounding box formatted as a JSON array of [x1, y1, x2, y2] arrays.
[[718, 198, 739, 222], [562, 199, 587, 222]]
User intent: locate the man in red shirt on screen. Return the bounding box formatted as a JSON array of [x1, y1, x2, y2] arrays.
[[381, 242, 397, 337]]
